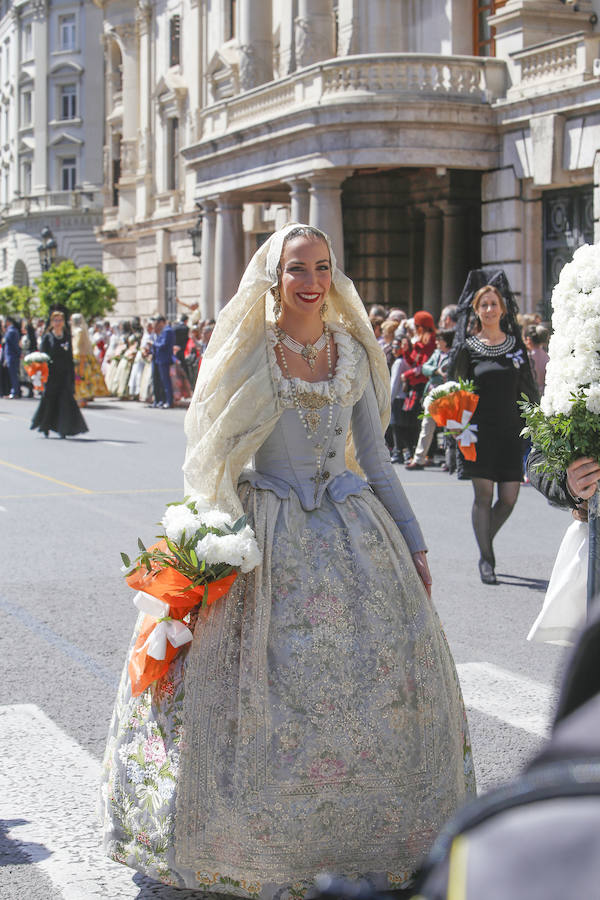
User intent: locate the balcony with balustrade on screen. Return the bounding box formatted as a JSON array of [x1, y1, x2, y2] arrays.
[[183, 53, 509, 197]]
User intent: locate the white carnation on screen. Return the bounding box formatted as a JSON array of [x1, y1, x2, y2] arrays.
[[197, 509, 234, 530], [586, 385, 600, 415], [195, 525, 261, 573], [161, 504, 202, 542]]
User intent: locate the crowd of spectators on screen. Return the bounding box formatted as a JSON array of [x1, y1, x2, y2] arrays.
[[0, 304, 215, 408]]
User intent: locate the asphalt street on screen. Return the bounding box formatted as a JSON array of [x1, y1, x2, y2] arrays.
[[0, 394, 571, 899]]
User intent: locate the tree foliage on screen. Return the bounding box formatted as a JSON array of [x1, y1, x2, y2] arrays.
[[0, 285, 38, 319], [35, 261, 117, 320]]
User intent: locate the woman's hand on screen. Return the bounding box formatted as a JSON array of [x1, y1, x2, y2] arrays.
[[566, 457, 600, 503], [412, 550, 432, 598]]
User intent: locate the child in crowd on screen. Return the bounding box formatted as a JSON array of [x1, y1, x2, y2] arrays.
[[405, 328, 454, 470]]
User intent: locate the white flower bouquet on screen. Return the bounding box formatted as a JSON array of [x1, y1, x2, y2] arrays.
[[23, 351, 51, 390], [23, 351, 50, 364], [520, 243, 600, 474], [121, 497, 261, 696]]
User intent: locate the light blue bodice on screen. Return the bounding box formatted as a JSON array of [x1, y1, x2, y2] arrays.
[[239, 355, 426, 556]]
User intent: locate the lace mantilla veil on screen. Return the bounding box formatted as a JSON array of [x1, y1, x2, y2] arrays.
[[183, 223, 390, 519]]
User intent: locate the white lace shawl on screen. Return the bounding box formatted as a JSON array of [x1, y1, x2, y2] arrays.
[[183, 224, 390, 520]]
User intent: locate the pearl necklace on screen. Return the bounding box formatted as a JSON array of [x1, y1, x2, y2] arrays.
[[467, 334, 515, 357], [276, 326, 328, 370], [277, 326, 336, 502]]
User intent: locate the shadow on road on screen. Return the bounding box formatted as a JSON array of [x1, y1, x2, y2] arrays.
[[496, 573, 548, 591], [37, 436, 143, 444], [133, 872, 216, 898], [0, 818, 51, 867]]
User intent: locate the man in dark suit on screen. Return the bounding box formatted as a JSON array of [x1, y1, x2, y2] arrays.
[[3, 317, 21, 398], [152, 315, 175, 408]]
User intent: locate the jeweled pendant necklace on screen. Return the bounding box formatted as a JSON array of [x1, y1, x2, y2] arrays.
[[276, 326, 328, 370], [277, 327, 336, 501]]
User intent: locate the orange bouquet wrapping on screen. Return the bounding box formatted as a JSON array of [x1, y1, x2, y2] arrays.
[[425, 381, 479, 461], [121, 500, 262, 697], [24, 353, 50, 391]]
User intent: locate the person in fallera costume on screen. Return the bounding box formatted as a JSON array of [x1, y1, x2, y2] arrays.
[[71, 312, 110, 406], [450, 271, 539, 585], [101, 224, 475, 897], [30, 309, 88, 438]]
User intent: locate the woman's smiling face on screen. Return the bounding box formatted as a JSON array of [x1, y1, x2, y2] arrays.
[[476, 289, 504, 327], [279, 235, 332, 317]]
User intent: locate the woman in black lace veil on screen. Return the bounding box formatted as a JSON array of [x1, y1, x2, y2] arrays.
[[449, 270, 538, 584]]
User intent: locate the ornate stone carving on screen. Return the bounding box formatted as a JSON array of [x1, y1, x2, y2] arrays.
[[30, 0, 46, 21], [295, 16, 334, 69], [115, 23, 137, 49], [135, 0, 152, 36], [238, 43, 271, 92], [120, 138, 137, 175]]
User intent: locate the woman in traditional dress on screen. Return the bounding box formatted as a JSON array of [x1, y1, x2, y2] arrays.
[[30, 309, 88, 438], [71, 313, 110, 406], [101, 224, 475, 896], [450, 272, 538, 585]]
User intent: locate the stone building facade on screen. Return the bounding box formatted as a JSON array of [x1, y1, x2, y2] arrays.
[[97, 0, 600, 321], [0, 0, 104, 289]]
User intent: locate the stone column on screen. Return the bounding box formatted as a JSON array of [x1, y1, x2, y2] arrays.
[[238, 0, 273, 90], [32, 2, 48, 192], [115, 23, 138, 223], [287, 179, 310, 223], [420, 204, 443, 316], [295, 0, 335, 69], [308, 171, 349, 267], [214, 195, 244, 314], [406, 207, 424, 313], [200, 199, 217, 319], [135, 1, 152, 221], [439, 201, 469, 309]]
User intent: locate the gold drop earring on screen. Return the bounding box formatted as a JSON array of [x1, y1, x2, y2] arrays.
[[320, 300, 329, 321], [272, 285, 282, 321]]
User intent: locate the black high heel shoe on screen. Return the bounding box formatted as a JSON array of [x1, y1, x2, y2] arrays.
[[478, 558, 498, 585]]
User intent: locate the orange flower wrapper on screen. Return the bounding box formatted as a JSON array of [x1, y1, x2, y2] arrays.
[[126, 540, 237, 696], [24, 361, 49, 389], [427, 389, 479, 461]]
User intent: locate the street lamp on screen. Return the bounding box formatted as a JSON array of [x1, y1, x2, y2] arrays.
[[37, 226, 57, 272], [188, 208, 202, 259]]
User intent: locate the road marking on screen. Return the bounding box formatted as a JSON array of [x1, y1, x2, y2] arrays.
[[0, 458, 93, 493], [0, 487, 180, 500], [0, 703, 139, 899], [457, 661, 557, 738], [0, 597, 120, 689]]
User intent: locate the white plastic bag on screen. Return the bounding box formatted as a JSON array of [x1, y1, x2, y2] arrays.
[[528, 520, 587, 646]]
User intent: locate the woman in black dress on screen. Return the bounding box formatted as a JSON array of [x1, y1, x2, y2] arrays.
[[31, 309, 88, 438], [451, 275, 538, 584]]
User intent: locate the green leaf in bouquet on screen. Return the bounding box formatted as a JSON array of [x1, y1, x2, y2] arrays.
[[232, 514, 247, 533], [189, 548, 199, 567], [120, 552, 131, 568], [137, 537, 146, 552]]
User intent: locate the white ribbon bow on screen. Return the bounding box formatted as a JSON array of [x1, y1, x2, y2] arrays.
[[133, 591, 193, 661], [446, 410, 478, 447]]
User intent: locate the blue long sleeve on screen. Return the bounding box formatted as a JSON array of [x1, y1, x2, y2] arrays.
[[352, 378, 427, 554]]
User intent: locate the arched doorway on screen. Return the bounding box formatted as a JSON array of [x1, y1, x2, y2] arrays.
[[13, 259, 29, 287]]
